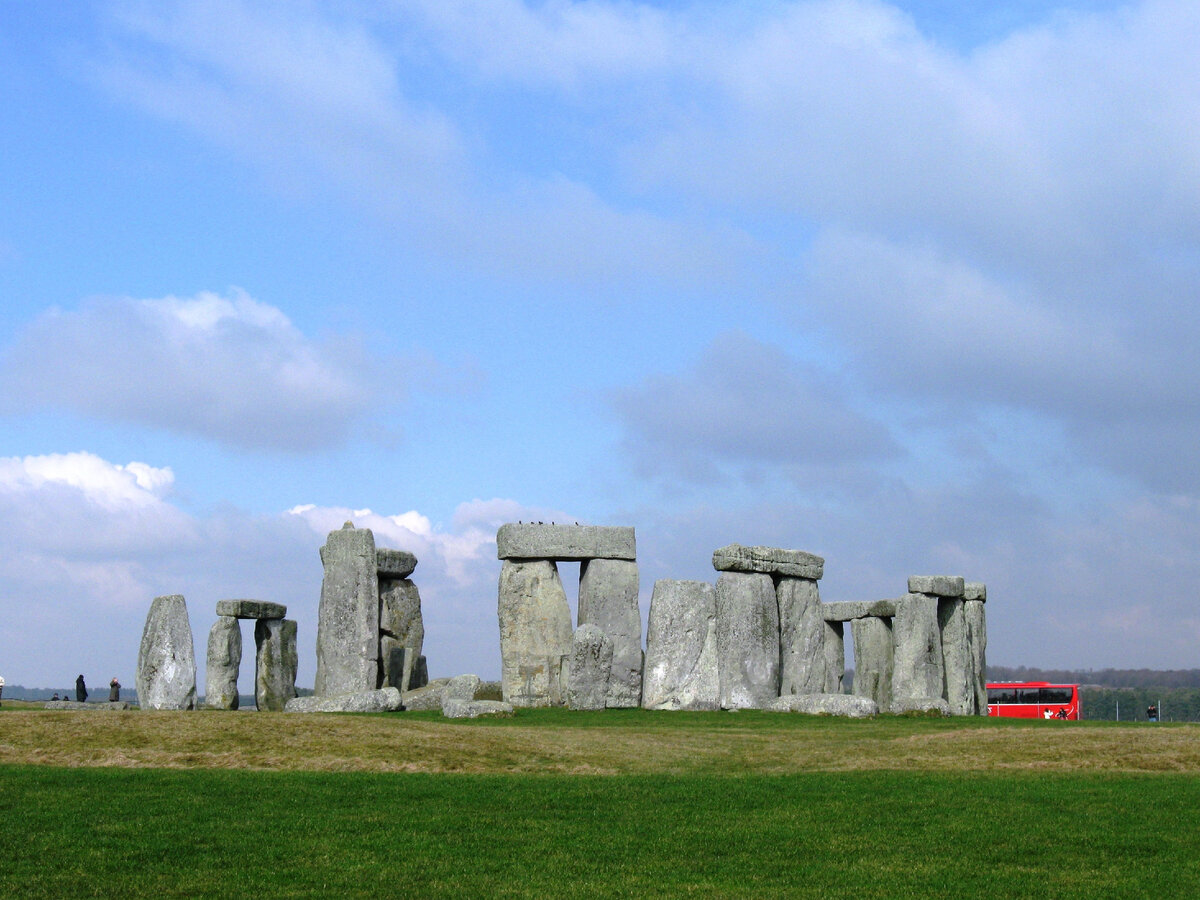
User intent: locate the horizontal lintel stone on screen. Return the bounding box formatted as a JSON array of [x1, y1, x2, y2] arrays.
[[963, 582, 987, 602], [821, 599, 897, 622], [907, 575, 965, 598], [496, 523, 636, 561], [215, 599, 287, 620], [376, 548, 418, 578], [712, 544, 824, 580]]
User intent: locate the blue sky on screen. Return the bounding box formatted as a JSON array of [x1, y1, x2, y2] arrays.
[[3, 0, 1199, 690]]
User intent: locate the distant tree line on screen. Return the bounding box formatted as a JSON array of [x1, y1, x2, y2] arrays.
[[988, 666, 1200, 690]]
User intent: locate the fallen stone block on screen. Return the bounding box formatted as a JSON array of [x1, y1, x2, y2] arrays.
[[778, 577, 827, 696], [578, 558, 642, 707], [136, 594, 197, 711], [401, 678, 452, 711], [443, 674, 482, 703], [642, 580, 719, 711], [765, 694, 878, 717], [205, 615, 241, 710], [890, 696, 951, 716], [43, 701, 132, 711], [567, 624, 613, 711], [821, 599, 897, 621], [376, 547, 417, 578], [215, 599, 287, 620], [716, 572, 780, 710], [496, 523, 636, 561], [284, 687, 403, 713], [907, 575, 965, 597], [442, 699, 514, 719], [712, 544, 824, 580]]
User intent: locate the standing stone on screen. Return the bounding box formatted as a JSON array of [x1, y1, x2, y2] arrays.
[[850, 616, 893, 710], [778, 577, 826, 696], [824, 621, 845, 693], [379, 577, 424, 690], [497, 559, 573, 707], [204, 616, 241, 710], [255, 618, 298, 712], [315, 523, 380, 697], [939, 598, 973, 715], [136, 594, 197, 710], [715, 572, 780, 709], [891, 592, 944, 705], [641, 580, 719, 711], [567, 624, 613, 711], [964, 582, 987, 716], [384, 646, 427, 693], [578, 558, 642, 707]]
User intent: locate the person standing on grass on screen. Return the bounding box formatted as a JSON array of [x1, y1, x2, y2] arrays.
[[0, 673, 5, 706], [109, 676, 120, 702], [76, 674, 88, 703]]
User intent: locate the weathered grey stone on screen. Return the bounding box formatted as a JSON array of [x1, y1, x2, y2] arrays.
[[641, 580, 719, 711], [43, 701, 132, 711], [383, 646, 426, 693], [255, 618, 298, 712], [890, 696, 950, 715], [765, 693, 878, 717], [443, 674, 482, 703], [963, 582, 987, 602], [204, 616, 241, 710], [497, 559, 572, 707], [376, 548, 417, 578], [379, 576, 423, 689], [939, 599, 973, 715], [567, 624, 613, 711], [496, 523, 636, 560], [965, 598, 988, 715], [215, 599, 287, 620], [136, 594, 197, 710], [315, 523, 380, 697], [850, 616, 894, 710], [401, 678, 451, 711], [712, 544, 824, 580], [442, 699, 514, 719], [822, 599, 897, 621], [824, 620, 845, 693], [891, 593, 944, 705], [578, 558, 642, 707], [284, 687, 403, 713], [907, 575, 965, 597], [778, 577, 827, 696], [477, 680, 504, 701], [413, 655, 428, 690], [715, 572, 780, 710]]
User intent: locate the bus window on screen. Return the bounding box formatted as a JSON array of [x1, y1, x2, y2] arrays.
[[1041, 687, 1073, 704], [988, 687, 1018, 704], [1018, 688, 1041, 704]]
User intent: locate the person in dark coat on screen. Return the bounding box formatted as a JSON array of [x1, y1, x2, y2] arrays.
[[76, 674, 88, 703], [109, 677, 120, 702]]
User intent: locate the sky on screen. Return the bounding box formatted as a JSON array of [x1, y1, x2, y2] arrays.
[[2, 0, 1198, 691]]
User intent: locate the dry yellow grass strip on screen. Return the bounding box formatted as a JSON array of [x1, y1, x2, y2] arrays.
[[3, 709, 1200, 774]]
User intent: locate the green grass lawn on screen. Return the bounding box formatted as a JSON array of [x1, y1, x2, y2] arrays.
[[3, 765, 1198, 898]]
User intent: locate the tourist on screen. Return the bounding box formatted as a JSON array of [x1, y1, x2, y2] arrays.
[[109, 677, 120, 702], [0, 672, 5, 707], [76, 674, 88, 703], [51, 693, 60, 701]]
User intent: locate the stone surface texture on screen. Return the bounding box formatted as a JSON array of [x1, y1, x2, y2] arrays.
[[907, 575, 965, 597], [136, 594, 197, 710], [712, 544, 824, 580], [778, 577, 827, 696], [401, 679, 450, 711], [641, 580, 720, 711], [43, 701, 131, 710], [496, 523, 636, 560], [314, 524, 380, 697], [379, 577, 424, 689], [823, 621, 845, 694], [850, 616, 894, 710], [938, 599, 974, 715], [497, 559, 573, 707], [890, 696, 951, 715], [715, 572, 780, 709], [442, 699, 514, 719], [255, 618, 298, 712], [567, 623, 613, 711], [284, 687, 403, 713], [963, 582, 987, 602], [822, 600, 897, 621], [578, 558, 642, 707], [375, 548, 417, 578], [891, 593, 945, 705], [442, 674, 482, 703], [765, 694, 879, 717], [965, 598, 988, 715], [204, 615, 241, 710], [215, 599, 287, 620]]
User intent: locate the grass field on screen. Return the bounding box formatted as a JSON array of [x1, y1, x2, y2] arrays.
[[2, 706, 1198, 897]]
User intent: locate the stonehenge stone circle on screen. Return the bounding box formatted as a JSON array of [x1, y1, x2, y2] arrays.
[[136, 594, 197, 710], [642, 579, 720, 711], [578, 558, 642, 707], [315, 523, 381, 697], [715, 572, 780, 709], [255, 618, 299, 712], [497, 559, 572, 707], [778, 577, 827, 696], [205, 615, 241, 710], [567, 623, 613, 711]]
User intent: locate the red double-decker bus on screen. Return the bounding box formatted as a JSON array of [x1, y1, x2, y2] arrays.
[[986, 682, 1080, 720]]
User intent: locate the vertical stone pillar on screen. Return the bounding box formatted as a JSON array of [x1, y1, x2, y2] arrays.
[[850, 616, 893, 710], [136, 594, 197, 710], [939, 598, 974, 715], [823, 621, 845, 693], [964, 582, 988, 716], [891, 592, 944, 706], [379, 577, 423, 691], [715, 572, 780, 709], [778, 577, 826, 695], [567, 623, 613, 710], [578, 558, 642, 707], [205, 616, 241, 710], [314, 523, 380, 697], [642, 580, 719, 711], [497, 559, 573, 707], [255, 618, 298, 711]]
